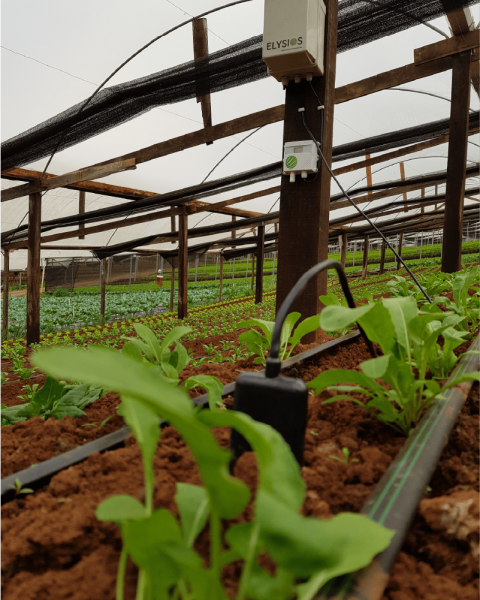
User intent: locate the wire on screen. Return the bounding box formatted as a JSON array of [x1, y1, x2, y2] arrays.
[[38, 0, 254, 180], [300, 90, 432, 303], [388, 86, 477, 114], [201, 126, 265, 184], [164, 0, 230, 46]]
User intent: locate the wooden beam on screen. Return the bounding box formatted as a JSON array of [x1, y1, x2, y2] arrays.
[[442, 51, 471, 273], [399, 162, 408, 211], [366, 152, 372, 194], [333, 128, 479, 177], [192, 18, 213, 141], [250, 254, 255, 295], [177, 211, 188, 319], [218, 256, 224, 302], [414, 30, 479, 65], [78, 191, 86, 239], [335, 55, 455, 105], [361, 235, 369, 280], [2, 250, 9, 337], [396, 233, 404, 270], [255, 224, 265, 304], [276, 0, 337, 339], [0, 167, 259, 219], [100, 258, 107, 320], [232, 215, 237, 239], [90, 105, 285, 169], [169, 267, 175, 313], [379, 239, 386, 275], [2, 158, 137, 202], [340, 233, 347, 269], [26, 192, 41, 346]]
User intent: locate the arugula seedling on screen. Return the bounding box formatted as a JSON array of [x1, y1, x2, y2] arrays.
[[8, 478, 33, 496], [329, 448, 358, 464], [82, 415, 113, 429]]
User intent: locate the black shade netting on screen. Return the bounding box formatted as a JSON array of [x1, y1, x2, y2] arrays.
[[222, 241, 278, 261], [2, 0, 476, 171]]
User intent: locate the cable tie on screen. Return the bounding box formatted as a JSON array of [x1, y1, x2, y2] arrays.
[[298, 107, 305, 113], [317, 105, 325, 110]]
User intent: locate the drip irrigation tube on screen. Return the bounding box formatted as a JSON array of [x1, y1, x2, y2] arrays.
[[1, 329, 361, 504], [319, 334, 480, 600]]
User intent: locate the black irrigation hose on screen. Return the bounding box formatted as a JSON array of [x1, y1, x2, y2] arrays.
[[267, 259, 376, 378], [319, 334, 480, 600], [1, 329, 361, 504]]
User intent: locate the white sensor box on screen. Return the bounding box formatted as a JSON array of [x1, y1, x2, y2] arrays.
[[263, 0, 326, 82], [283, 140, 318, 177]]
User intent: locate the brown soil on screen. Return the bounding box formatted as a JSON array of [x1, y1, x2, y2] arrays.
[[382, 382, 479, 600]]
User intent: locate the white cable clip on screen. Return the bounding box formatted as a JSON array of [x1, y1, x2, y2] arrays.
[[298, 107, 305, 113], [317, 105, 325, 111]]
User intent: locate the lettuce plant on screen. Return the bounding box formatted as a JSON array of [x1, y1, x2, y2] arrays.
[[122, 323, 223, 410], [308, 297, 479, 435], [238, 312, 321, 366], [1, 376, 103, 425], [33, 346, 393, 600]]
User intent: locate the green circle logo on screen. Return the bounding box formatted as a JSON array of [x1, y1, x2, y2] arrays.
[[285, 155, 297, 169], [290, 38, 297, 45]]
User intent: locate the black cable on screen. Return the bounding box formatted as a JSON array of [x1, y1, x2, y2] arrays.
[[300, 88, 432, 303], [266, 259, 376, 378]]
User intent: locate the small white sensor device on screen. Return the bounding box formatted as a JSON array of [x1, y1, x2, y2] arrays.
[[283, 140, 318, 182], [263, 0, 326, 82]]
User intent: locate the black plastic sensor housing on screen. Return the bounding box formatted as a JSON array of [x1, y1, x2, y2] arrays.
[[230, 371, 308, 465]]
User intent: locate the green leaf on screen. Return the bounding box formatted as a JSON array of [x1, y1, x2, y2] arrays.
[[96, 494, 147, 522], [1, 402, 33, 425], [319, 305, 372, 334], [307, 369, 382, 395], [175, 483, 209, 548], [225, 522, 265, 560], [31, 376, 65, 412], [319, 292, 340, 307], [239, 319, 275, 343], [288, 315, 321, 354], [198, 410, 304, 512], [132, 322, 165, 363], [256, 491, 393, 579], [360, 354, 391, 379], [169, 342, 190, 375], [121, 341, 144, 362], [280, 312, 301, 358], [183, 375, 223, 411], [33, 346, 250, 519], [157, 326, 193, 357], [382, 297, 417, 351], [357, 302, 396, 354]]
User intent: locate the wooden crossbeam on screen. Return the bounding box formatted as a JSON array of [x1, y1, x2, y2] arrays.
[[414, 30, 479, 65], [192, 18, 213, 140], [2, 159, 137, 202]]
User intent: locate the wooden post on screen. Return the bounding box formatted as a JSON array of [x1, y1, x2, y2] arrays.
[[340, 233, 347, 269], [26, 192, 41, 346], [218, 256, 224, 301], [79, 191, 86, 239], [232, 215, 237, 239], [366, 152, 372, 193], [361, 235, 369, 279], [442, 51, 471, 273], [171, 214, 176, 244], [396, 233, 404, 270], [169, 267, 175, 312], [421, 187, 425, 214], [379, 239, 386, 275], [2, 250, 10, 338], [100, 258, 107, 321], [256, 225, 265, 304], [276, 0, 337, 341], [250, 255, 255, 295], [178, 211, 188, 319], [192, 17, 213, 142], [400, 162, 408, 211]]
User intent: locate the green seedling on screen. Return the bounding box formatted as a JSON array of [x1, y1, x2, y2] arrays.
[[82, 415, 113, 429], [309, 297, 479, 435], [33, 344, 394, 600], [238, 312, 321, 366], [8, 478, 33, 496], [329, 448, 358, 464], [1, 372, 7, 384], [18, 383, 40, 403], [202, 342, 215, 354]]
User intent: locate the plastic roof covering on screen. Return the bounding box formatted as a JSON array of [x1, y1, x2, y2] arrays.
[[0, 177, 280, 270]]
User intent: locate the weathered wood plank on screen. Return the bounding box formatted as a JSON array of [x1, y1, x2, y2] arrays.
[[79, 191, 85, 239], [414, 30, 479, 65], [362, 235, 369, 280], [192, 18, 213, 139], [178, 211, 188, 319], [2, 250, 10, 336], [2, 159, 137, 202], [255, 225, 265, 304], [26, 193, 41, 346]]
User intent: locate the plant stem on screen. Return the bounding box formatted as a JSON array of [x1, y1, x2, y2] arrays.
[[235, 524, 260, 600], [210, 509, 222, 600], [297, 571, 329, 600], [116, 546, 128, 600], [136, 569, 147, 600]]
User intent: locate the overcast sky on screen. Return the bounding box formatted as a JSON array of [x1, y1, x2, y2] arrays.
[[2, 0, 479, 269]]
